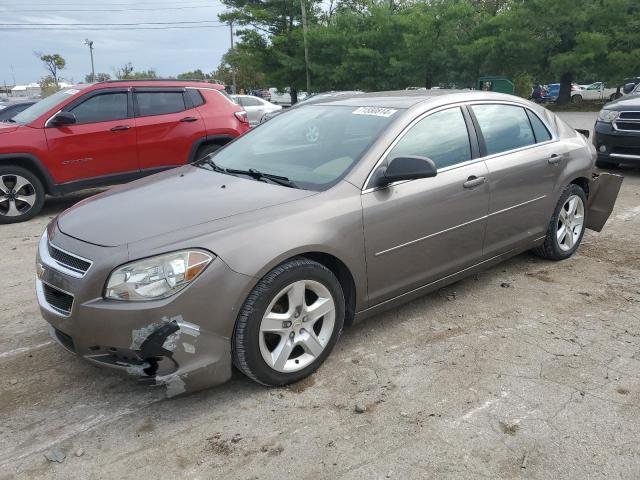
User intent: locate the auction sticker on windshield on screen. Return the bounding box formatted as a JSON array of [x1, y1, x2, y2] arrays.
[[352, 106, 397, 117]]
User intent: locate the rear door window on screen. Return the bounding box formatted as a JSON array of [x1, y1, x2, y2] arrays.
[[387, 107, 472, 170], [471, 104, 536, 155], [242, 96, 263, 107], [136, 91, 186, 117], [69, 92, 128, 124], [526, 110, 552, 143]]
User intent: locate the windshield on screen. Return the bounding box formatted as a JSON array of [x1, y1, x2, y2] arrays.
[[12, 88, 80, 124], [206, 105, 398, 191]]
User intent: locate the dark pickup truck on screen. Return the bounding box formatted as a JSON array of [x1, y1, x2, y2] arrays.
[[593, 83, 640, 168]]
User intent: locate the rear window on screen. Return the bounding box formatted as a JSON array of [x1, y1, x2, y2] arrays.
[[186, 89, 205, 108], [136, 91, 186, 116], [526, 110, 552, 143]]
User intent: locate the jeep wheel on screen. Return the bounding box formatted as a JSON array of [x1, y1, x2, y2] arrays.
[[0, 166, 45, 224]]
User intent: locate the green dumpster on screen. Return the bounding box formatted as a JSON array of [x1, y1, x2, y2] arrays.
[[477, 76, 514, 94]]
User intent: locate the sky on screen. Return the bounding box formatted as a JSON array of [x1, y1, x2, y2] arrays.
[[0, 0, 234, 85]]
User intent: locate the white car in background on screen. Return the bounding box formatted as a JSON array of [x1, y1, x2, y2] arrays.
[[573, 82, 622, 103], [231, 95, 282, 126], [267, 88, 308, 106]]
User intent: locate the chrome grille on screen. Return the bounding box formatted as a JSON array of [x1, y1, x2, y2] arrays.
[[614, 112, 640, 132], [47, 242, 92, 276], [42, 283, 74, 316]]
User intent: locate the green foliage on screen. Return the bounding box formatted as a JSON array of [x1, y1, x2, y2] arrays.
[[40, 75, 61, 97], [115, 62, 157, 80], [216, 0, 640, 104], [36, 53, 66, 85], [84, 72, 111, 83]]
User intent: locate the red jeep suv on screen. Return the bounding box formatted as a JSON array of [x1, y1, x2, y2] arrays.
[[0, 80, 250, 223]]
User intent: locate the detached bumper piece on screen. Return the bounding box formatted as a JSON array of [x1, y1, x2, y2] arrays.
[[587, 172, 623, 232]]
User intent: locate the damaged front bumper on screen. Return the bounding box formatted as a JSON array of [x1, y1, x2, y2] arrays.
[[586, 171, 624, 232], [36, 225, 253, 397]]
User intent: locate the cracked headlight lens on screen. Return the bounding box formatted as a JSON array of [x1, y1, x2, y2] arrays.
[[105, 250, 213, 301], [597, 109, 620, 123]]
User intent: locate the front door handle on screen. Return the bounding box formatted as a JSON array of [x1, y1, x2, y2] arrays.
[[110, 125, 130, 132], [180, 116, 198, 122], [463, 176, 486, 189], [548, 153, 562, 165]]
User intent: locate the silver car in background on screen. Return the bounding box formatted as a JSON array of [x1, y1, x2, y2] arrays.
[[231, 94, 282, 126], [36, 91, 621, 397]]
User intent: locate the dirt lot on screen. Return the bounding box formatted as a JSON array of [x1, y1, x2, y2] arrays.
[[2, 112, 640, 479]]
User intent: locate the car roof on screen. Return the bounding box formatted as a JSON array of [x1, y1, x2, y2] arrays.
[[312, 89, 524, 109]]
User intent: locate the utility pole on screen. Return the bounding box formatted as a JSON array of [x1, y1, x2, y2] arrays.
[[300, 0, 311, 94], [229, 21, 237, 94], [84, 39, 95, 82]]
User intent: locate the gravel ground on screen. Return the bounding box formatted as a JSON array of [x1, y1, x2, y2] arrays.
[[2, 112, 640, 479]]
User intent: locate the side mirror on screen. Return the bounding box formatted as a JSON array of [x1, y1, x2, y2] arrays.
[[622, 83, 636, 95], [49, 111, 77, 127], [375, 156, 437, 187]]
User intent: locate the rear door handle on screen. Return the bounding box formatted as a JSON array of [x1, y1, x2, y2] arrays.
[[110, 125, 130, 132], [548, 153, 563, 165], [180, 116, 198, 122], [463, 176, 486, 189]]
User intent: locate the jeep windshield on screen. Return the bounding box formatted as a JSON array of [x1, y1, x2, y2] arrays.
[[201, 105, 399, 191], [12, 87, 84, 125]]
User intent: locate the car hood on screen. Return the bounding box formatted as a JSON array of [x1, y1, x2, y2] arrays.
[[605, 95, 640, 110], [0, 123, 19, 134], [57, 165, 316, 247]]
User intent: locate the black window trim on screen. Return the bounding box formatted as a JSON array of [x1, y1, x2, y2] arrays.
[[47, 87, 132, 126], [132, 87, 190, 118], [185, 87, 206, 108]]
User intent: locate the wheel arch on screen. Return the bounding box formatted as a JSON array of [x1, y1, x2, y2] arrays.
[[188, 135, 235, 163], [236, 250, 359, 328], [0, 153, 56, 194], [570, 176, 590, 198]]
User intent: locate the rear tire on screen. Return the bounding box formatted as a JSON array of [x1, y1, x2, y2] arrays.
[[595, 159, 619, 169], [233, 257, 345, 386], [532, 184, 587, 261], [0, 166, 45, 224]]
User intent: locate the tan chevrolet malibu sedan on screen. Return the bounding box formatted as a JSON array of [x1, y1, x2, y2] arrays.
[[36, 91, 622, 396]]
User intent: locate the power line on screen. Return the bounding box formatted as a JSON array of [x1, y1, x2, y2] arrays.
[[1, 5, 222, 12], [0, 0, 219, 5], [0, 20, 225, 26], [0, 24, 228, 30]]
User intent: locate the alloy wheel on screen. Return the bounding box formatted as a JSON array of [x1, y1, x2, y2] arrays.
[[0, 174, 37, 217], [259, 279, 336, 373], [556, 194, 585, 252]]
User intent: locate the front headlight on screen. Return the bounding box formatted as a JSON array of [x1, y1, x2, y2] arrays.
[[105, 250, 213, 301], [597, 109, 620, 123]]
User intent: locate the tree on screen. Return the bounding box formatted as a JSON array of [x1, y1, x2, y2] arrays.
[[84, 72, 111, 83], [219, 0, 323, 102], [39, 75, 61, 97], [36, 53, 66, 85], [114, 62, 157, 79], [177, 69, 210, 80]]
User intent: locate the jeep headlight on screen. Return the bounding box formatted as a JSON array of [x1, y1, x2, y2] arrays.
[[105, 250, 213, 301], [597, 109, 619, 123]]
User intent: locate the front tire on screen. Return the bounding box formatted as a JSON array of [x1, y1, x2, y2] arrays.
[[571, 94, 583, 104], [533, 184, 587, 261], [0, 166, 45, 224], [233, 258, 345, 386]]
